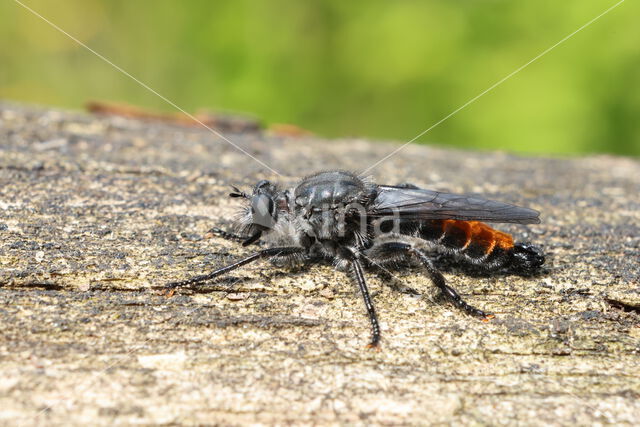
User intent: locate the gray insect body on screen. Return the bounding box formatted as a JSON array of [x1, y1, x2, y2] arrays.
[[291, 171, 375, 253], [240, 171, 375, 259], [165, 170, 544, 348]]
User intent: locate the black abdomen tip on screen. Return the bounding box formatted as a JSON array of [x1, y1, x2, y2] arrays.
[[511, 242, 545, 271]]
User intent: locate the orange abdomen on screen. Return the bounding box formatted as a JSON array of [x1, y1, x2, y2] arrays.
[[420, 219, 514, 257]]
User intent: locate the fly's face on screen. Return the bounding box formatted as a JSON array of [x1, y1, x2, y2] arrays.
[[249, 180, 278, 230], [230, 179, 280, 245]]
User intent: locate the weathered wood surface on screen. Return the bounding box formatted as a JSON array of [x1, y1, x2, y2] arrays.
[[0, 102, 638, 425]]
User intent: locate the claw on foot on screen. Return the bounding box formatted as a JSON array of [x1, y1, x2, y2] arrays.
[[366, 342, 382, 351], [205, 226, 226, 239], [481, 314, 495, 322], [161, 288, 176, 298]]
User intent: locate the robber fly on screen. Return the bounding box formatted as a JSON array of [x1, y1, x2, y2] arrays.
[[163, 170, 544, 348]]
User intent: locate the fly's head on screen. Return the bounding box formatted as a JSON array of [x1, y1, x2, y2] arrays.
[[230, 179, 279, 246]]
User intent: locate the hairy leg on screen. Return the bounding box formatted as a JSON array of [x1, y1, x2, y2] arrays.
[[162, 246, 303, 295], [365, 241, 492, 319], [410, 246, 491, 318], [350, 258, 382, 349], [207, 226, 263, 246]]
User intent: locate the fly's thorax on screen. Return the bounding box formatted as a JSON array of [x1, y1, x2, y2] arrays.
[[293, 171, 368, 208], [292, 201, 373, 241], [291, 171, 376, 240]]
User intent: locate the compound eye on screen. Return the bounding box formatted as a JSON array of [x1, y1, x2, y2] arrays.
[[251, 194, 276, 228], [254, 180, 271, 193]]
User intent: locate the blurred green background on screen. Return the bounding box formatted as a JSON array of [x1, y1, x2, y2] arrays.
[[1, 0, 638, 155]]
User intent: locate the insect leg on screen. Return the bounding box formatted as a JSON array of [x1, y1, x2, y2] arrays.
[[366, 241, 491, 319], [410, 246, 492, 319], [350, 258, 382, 349], [162, 246, 303, 295], [207, 226, 262, 246]]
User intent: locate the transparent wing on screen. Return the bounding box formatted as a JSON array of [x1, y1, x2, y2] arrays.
[[370, 185, 540, 224]]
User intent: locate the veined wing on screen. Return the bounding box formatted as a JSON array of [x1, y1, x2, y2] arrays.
[[370, 185, 540, 224]]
